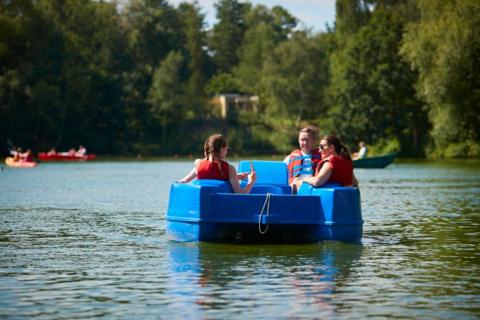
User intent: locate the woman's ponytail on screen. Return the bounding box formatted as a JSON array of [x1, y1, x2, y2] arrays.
[[322, 135, 351, 160], [203, 133, 227, 161]]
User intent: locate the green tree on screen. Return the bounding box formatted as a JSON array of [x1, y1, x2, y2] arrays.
[[335, 0, 371, 37], [262, 31, 331, 151], [401, 0, 480, 158], [0, 0, 64, 151], [328, 1, 427, 155], [209, 0, 249, 74], [205, 72, 238, 95], [147, 51, 185, 148], [234, 4, 297, 94], [178, 2, 209, 119], [37, 0, 127, 153], [122, 0, 182, 147]]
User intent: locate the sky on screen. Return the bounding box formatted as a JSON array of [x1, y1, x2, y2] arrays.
[[167, 0, 337, 32]]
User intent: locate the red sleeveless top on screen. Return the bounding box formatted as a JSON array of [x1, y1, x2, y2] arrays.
[[318, 155, 353, 186], [197, 159, 230, 181]]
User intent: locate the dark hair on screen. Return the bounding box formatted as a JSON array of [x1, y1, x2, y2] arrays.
[[299, 127, 316, 140], [204, 133, 227, 160], [322, 135, 351, 160]]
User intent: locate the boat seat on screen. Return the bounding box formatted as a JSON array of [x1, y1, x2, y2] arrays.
[[297, 183, 361, 224], [249, 185, 287, 195], [238, 160, 291, 195]]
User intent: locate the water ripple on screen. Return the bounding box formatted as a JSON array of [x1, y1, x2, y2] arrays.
[[1, 161, 479, 318]]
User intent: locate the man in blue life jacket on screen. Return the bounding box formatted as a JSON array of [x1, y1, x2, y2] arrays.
[[284, 127, 322, 191]]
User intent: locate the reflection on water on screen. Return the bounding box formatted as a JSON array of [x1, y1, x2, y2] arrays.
[[0, 160, 479, 318], [166, 242, 363, 318]]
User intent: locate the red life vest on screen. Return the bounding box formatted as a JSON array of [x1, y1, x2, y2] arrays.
[[318, 155, 353, 186], [23, 153, 33, 162], [197, 159, 230, 181], [286, 149, 322, 184]]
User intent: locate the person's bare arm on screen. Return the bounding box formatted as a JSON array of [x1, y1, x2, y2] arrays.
[[237, 172, 248, 180], [301, 162, 333, 187], [352, 172, 359, 187], [228, 163, 256, 194], [179, 159, 201, 183]]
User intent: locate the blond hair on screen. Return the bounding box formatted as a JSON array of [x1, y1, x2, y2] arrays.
[[299, 127, 317, 140]]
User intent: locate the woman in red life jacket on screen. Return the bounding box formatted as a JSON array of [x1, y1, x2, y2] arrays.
[[296, 135, 358, 189], [179, 134, 256, 194], [284, 127, 322, 188]]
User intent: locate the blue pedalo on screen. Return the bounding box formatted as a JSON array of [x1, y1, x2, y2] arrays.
[[166, 160, 363, 243]]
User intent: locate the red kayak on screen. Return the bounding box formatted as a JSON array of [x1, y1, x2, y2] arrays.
[[5, 157, 38, 168], [38, 152, 96, 162]]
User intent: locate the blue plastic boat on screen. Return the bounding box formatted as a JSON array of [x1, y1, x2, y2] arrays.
[[166, 160, 363, 243]]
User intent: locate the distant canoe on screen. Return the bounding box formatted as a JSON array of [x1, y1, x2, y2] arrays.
[[353, 153, 397, 169], [37, 152, 96, 162], [5, 157, 38, 168]]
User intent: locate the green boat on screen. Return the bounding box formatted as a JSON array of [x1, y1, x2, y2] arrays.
[[353, 153, 397, 168]]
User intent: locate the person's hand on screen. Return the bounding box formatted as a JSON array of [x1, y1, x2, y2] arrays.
[[291, 177, 299, 186], [179, 178, 188, 183], [248, 171, 256, 184], [247, 161, 256, 184], [295, 178, 303, 190], [237, 172, 248, 180]]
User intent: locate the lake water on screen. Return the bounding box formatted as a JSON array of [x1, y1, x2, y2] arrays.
[[1, 159, 479, 318]]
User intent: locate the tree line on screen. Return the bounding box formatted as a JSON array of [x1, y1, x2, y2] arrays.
[[1, 0, 478, 158]]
